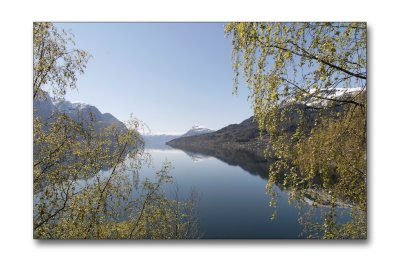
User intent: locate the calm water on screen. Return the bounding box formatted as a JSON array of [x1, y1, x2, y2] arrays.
[[139, 147, 340, 239], [37, 143, 350, 239]]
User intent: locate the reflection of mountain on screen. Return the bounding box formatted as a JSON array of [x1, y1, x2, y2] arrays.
[[300, 189, 353, 208], [176, 146, 352, 208], [182, 151, 211, 163], [170, 144, 273, 180], [166, 117, 275, 179]]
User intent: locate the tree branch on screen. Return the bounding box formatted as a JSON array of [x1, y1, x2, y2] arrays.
[[255, 37, 367, 80]]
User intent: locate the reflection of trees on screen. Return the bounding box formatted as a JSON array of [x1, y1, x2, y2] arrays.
[[295, 203, 367, 239]]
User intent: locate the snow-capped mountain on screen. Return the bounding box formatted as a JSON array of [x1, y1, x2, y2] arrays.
[[181, 124, 214, 137], [54, 100, 103, 121], [57, 100, 126, 132], [34, 93, 126, 133], [305, 87, 365, 107]]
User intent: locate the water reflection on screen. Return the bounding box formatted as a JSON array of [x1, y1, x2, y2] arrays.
[[182, 151, 211, 163], [166, 143, 364, 239], [173, 145, 273, 180]]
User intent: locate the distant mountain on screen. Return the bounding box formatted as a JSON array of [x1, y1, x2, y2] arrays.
[[167, 117, 268, 157], [181, 125, 214, 137], [141, 125, 214, 149], [141, 134, 181, 149], [33, 93, 127, 133]]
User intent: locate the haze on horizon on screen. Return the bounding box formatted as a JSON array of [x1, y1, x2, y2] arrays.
[[55, 22, 253, 134]]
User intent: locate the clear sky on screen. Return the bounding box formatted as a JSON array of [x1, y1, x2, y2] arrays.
[[55, 23, 252, 134]]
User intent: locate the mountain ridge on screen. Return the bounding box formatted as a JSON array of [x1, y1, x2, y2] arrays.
[[167, 116, 269, 157], [34, 92, 127, 133]]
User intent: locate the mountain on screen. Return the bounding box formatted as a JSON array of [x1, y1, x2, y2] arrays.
[[141, 134, 181, 149], [54, 100, 126, 132], [33, 93, 127, 133], [33, 92, 55, 121], [167, 117, 268, 157], [167, 89, 365, 157], [181, 125, 214, 137], [141, 125, 214, 149]]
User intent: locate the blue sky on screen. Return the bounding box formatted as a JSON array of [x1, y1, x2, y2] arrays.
[[55, 23, 252, 134]]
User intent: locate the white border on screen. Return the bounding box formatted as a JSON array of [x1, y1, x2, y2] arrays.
[[1, 0, 399, 260]]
